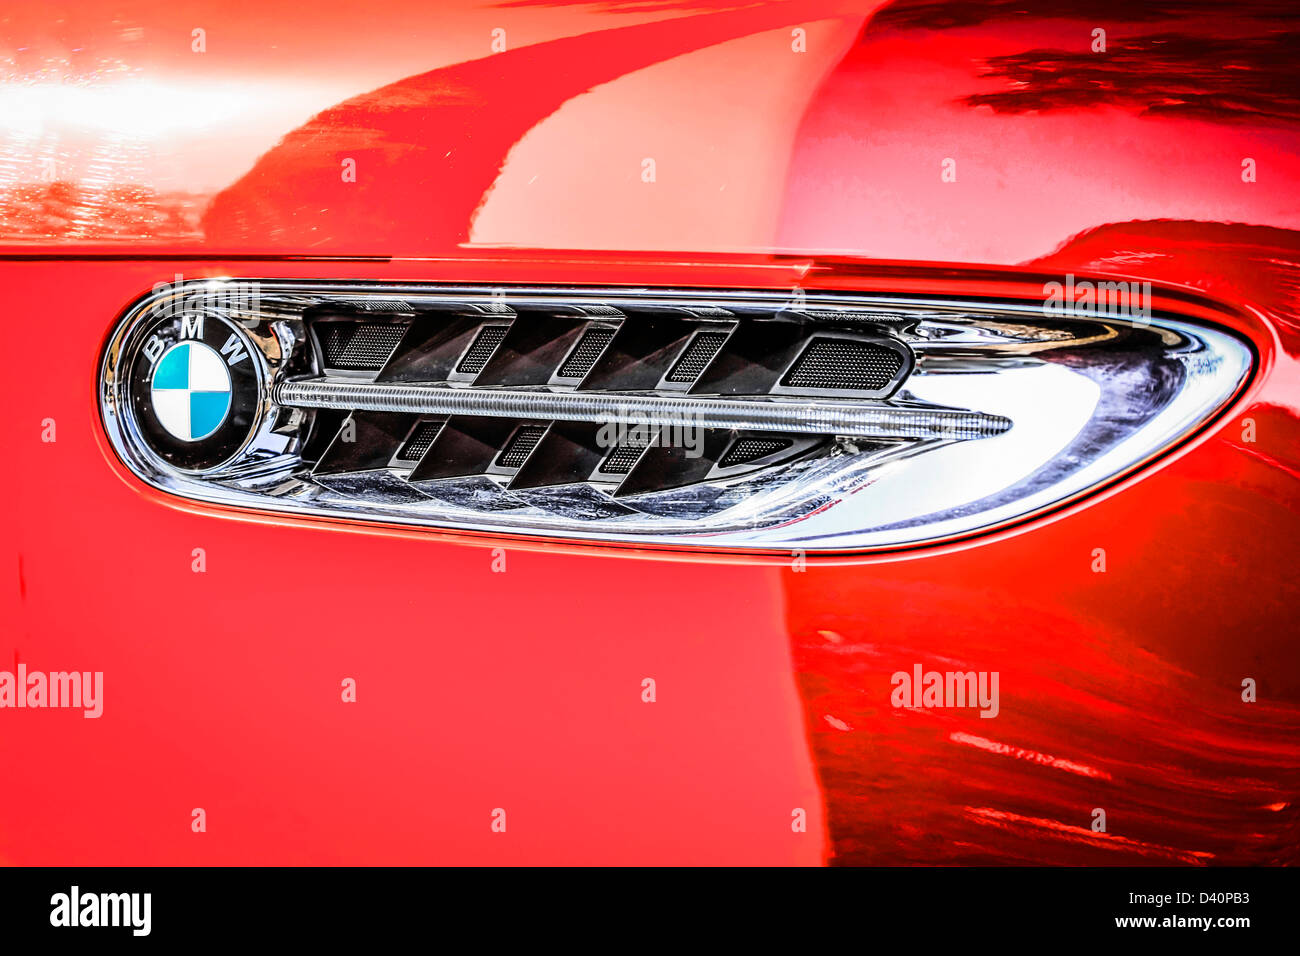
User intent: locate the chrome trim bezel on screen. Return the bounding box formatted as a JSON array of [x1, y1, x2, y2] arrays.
[[101, 287, 273, 477], [97, 279, 1255, 553]]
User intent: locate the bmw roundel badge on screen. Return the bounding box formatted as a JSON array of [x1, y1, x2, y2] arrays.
[[150, 341, 233, 441], [125, 311, 263, 471]]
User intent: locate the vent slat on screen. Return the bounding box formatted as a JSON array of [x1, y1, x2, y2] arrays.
[[408, 416, 526, 482], [598, 441, 650, 476], [612, 428, 734, 498], [719, 437, 793, 468], [301, 408, 351, 461], [377, 315, 500, 383], [495, 425, 549, 469], [689, 322, 807, 395], [508, 422, 610, 489], [665, 330, 731, 384], [471, 313, 592, 385], [580, 316, 703, 391], [393, 419, 446, 464], [313, 412, 416, 475]]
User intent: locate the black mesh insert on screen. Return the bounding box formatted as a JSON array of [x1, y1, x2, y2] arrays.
[[321, 322, 408, 370], [496, 425, 548, 469], [599, 442, 649, 475], [457, 325, 509, 375], [782, 339, 902, 391], [557, 327, 616, 379], [720, 438, 792, 468], [396, 420, 444, 462], [665, 330, 729, 383]]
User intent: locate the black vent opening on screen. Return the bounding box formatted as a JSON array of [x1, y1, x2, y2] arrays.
[[782, 338, 903, 391], [321, 322, 409, 370]]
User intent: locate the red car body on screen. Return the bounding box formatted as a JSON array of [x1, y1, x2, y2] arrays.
[[2, 0, 1297, 865]]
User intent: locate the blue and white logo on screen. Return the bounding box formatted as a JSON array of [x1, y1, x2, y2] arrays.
[[149, 341, 233, 441]]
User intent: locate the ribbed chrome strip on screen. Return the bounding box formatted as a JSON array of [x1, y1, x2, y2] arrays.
[[274, 379, 1012, 440]]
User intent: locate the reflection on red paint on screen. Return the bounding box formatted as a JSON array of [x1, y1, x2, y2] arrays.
[[965, 808, 1215, 865], [786, 224, 1300, 867], [950, 733, 1111, 781]]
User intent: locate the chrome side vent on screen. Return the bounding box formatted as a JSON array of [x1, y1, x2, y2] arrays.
[[99, 281, 1252, 551]]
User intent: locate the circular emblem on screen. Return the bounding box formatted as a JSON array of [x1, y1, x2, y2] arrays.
[[125, 313, 262, 472], [149, 341, 233, 441]]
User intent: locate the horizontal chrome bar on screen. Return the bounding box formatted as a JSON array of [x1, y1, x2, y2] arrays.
[[274, 379, 1012, 440]]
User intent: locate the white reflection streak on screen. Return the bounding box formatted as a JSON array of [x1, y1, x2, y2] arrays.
[[69, 130, 128, 237], [0, 80, 259, 139], [0, 76, 325, 235]]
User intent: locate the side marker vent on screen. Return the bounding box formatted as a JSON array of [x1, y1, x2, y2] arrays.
[[99, 280, 1251, 551]]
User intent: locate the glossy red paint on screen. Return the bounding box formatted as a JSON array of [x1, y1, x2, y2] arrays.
[[2, 1, 1297, 864]]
